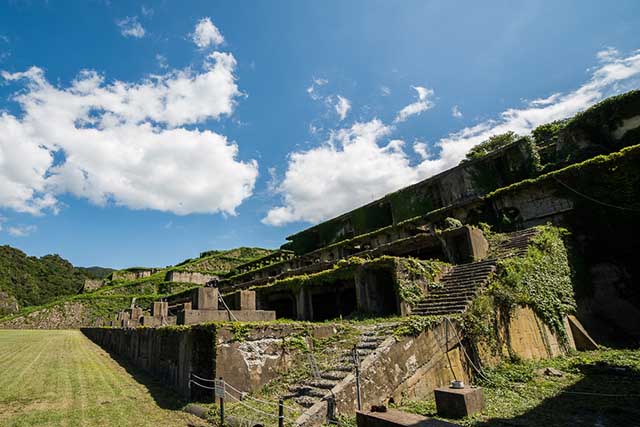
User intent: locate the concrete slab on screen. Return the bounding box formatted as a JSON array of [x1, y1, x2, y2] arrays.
[[356, 409, 461, 427]]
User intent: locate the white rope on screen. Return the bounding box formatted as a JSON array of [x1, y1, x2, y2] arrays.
[[224, 390, 281, 420], [189, 379, 216, 390], [191, 373, 216, 383], [223, 381, 298, 413]]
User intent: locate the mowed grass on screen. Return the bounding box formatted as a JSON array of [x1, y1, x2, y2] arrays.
[[0, 329, 207, 427]]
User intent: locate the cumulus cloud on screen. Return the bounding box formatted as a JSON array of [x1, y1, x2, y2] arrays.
[[0, 53, 258, 216], [394, 85, 435, 123], [117, 16, 145, 38], [334, 95, 351, 120], [263, 119, 420, 225], [192, 17, 224, 49], [265, 49, 640, 226], [7, 224, 37, 237], [380, 86, 391, 96], [451, 105, 463, 118]]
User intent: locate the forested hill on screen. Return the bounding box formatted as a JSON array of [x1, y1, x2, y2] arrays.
[[0, 245, 90, 313]]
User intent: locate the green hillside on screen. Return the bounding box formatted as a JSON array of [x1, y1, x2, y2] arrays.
[[0, 245, 275, 327], [0, 245, 89, 313]]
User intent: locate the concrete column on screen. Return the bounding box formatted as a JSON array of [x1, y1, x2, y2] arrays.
[[296, 288, 309, 320], [152, 301, 168, 318], [239, 290, 256, 311], [195, 287, 219, 310]]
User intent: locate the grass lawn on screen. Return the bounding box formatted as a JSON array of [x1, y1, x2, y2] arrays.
[[0, 329, 208, 427]]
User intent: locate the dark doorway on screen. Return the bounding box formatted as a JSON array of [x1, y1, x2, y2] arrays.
[[310, 281, 357, 321], [264, 293, 297, 319]]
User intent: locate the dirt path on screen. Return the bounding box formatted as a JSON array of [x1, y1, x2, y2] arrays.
[[0, 329, 208, 427]]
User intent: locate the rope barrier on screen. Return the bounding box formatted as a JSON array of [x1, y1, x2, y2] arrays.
[[189, 379, 216, 390], [191, 373, 216, 383], [224, 390, 282, 420], [223, 381, 298, 412], [189, 373, 298, 414]]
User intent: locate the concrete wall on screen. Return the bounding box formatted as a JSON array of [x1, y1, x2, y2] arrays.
[[83, 323, 339, 402], [216, 324, 338, 396], [165, 271, 219, 285], [82, 326, 215, 400]]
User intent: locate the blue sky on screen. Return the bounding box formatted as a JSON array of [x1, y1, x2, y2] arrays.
[[0, 0, 639, 268]]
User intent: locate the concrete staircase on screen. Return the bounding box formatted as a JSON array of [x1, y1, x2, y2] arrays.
[[284, 325, 391, 409], [411, 228, 539, 316], [411, 260, 497, 315]]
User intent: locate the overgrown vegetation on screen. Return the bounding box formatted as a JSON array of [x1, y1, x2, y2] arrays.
[[0, 245, 89, 310], [391, 349, 640, 427], [463, 225, 576, 352], [463, 132, 521, 162]]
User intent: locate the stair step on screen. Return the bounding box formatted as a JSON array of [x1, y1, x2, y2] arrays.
[[320, 371, 348, 381], [306, 379, 337, 390], [294, 396, 318, 408]]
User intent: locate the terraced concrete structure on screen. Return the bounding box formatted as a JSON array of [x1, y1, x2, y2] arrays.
[[83, 91, 640, 426]]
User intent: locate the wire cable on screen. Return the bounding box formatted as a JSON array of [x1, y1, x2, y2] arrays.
[[551, 175, 640, 212]]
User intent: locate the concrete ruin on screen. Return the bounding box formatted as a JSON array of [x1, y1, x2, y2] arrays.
[[82, 91, 640, 426]]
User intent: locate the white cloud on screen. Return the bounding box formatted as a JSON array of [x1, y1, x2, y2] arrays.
[[0, 215, 5, 231], [306, 78, 328, 100], [156, 54, 168, 69], [451, 105, 463, 118], [528, 93, 562, 106], [265, 49, 640, 226], [0, 52, 258, 217], [394, 85, 435, 123], [192, 17, 224, 49], [597, 47, 620, 62], [263, 119, 420, 225], [141, 5, 154, 17], [117, 16, 145, 38], [380, 86, 391, 96], [334, 95, 351, 121], [413, 141, 430, 160], [7, 224, 37, 237]]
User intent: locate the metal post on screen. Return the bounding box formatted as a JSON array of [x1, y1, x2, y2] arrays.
[[352, 348, 362, 410], [219, 377, 225, 426], [278, 399, 284, 427]]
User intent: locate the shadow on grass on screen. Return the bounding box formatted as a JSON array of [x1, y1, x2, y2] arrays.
[[478, 361, 640, 427]]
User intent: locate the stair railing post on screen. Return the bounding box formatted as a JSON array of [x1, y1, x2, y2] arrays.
[[352, 347, 362, 410], [278, 398, 284, 427]]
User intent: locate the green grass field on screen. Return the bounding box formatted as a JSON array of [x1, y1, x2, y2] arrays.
[[0, 330, 207, 427]]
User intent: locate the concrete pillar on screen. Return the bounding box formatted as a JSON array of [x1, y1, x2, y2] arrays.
[[296, 288, 309, 320], [239, 290, 256, 311], [195, 287, 219, 310], [152, 301, 168, 318]]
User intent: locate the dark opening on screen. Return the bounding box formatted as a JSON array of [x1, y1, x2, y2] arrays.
[[311, 281, 357, 321], [265, 293, 296, 319], [365, 269, 398, 316]]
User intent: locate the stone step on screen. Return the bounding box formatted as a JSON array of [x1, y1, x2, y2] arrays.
[[288, 385, 326, 398], [415, 301, 468, 309], [356, 342, 378, 350], [413, 307, 466, 316], [320, 371, 349, 381], [294, 396, 318, 408], [333, 364, 353, 372], [306, 379, 337, 390], [415, 298, 472, 308]]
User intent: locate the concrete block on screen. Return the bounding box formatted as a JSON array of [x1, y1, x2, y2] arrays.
[[356, 409, 460, 427], [239, 290, 256, 311], [152, 301, 168, 318], [195, 287, 218, 310], [178, 309, 276, 325], [567, 315, 598, 350], [434, 386, 484, 418]]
